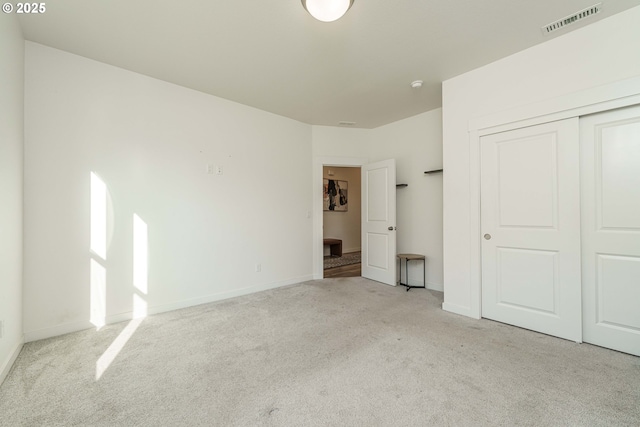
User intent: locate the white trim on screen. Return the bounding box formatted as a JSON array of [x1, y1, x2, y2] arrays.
[[467, 75, 640, 321], [468, 129, 482, 319], [313, 156, 368, 279], [24, 320, 93, 343], [0, 339, 24, 386], [470, 75, 640, 134], [425, 281, 443, 292], [442, 302, 479, 319], [140, 274, 313, 318], [24, 274, 313, 342]]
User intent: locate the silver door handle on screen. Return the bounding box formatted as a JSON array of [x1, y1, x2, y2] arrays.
[[484, 234, 491, 240], [388, 226, 396, 231]]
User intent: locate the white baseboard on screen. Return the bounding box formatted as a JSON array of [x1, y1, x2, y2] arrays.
[[24, 320, 93, 343], [0, 339, 24, 386], [133, 274, 315, 319], [24, 274, 315, 343], [426, 281, 443, 292], [442, 302, 479, 319]]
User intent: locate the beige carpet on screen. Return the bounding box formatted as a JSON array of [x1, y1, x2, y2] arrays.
[[1, 277, 639, 426]]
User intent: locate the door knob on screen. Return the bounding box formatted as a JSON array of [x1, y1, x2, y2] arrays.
[[388, 226, 396, 231], [484, 234, 491, 240]]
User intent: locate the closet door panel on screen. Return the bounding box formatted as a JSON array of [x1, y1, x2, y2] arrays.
[[581, 105, 640, 356]]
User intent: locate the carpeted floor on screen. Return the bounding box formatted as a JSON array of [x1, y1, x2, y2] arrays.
[[323, 251, 361, 269], [1, 277, 639, 426]]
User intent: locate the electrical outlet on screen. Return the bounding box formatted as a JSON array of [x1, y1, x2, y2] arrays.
[[206, 164, 214, 174], [255, 264, 261, 273], [216, 166, 223, 175]]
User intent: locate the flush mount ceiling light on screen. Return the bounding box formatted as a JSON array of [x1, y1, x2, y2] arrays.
[[302, 0, 354, 22]]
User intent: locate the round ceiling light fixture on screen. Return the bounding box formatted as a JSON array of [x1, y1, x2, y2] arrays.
[[302, 0, 354, 22]]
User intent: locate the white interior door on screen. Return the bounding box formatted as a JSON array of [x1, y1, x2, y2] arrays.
[[481, 119, 582, 342], [362, 159, 396, 285], [581, 105, 640, 356]]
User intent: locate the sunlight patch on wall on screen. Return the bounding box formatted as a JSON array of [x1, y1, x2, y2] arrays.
[[133, 214, 148, 318], [133, 293, 147, 319], [90, 172, 107, 260], [90, 259, 106, 328]]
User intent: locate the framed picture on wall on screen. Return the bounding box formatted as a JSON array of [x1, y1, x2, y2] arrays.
[[323, 179, 348, 211]]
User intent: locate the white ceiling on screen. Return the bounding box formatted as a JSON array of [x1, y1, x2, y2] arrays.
[[17, 1, 640, 128]]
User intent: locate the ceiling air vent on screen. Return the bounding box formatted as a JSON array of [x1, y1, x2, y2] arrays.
[[542, 3, 602, 35], [338, 121, 356, 126]]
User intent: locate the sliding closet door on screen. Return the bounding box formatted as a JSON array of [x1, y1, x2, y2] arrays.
[[581, 105, 640, 356], [481, 119, 582, 342]]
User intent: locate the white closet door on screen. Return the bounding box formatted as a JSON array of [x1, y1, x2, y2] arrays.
[[581, 105, 640, 356], [481, 119, 582, 342]]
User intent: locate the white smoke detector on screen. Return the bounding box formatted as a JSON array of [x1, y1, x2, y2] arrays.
[[410, 80, 423, 89]]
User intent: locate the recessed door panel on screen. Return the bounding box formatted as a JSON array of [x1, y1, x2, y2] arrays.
[[599, 121, 640, 230], [366, 168, 389, 222], [497, 248, 558, 314], [596, 255, 640, 331], [366, 233, 389, 270], [497, 135, 557, 229]]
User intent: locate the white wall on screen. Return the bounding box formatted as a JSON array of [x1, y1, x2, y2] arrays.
[[23, 43, 313, 340], [312, 126, 371, 159], [369, 110, 443, 290], [312, 109, 444, 290], [442, 6, 640, 317], [323, 167, 361, 254], [0, 14, 24, 384]]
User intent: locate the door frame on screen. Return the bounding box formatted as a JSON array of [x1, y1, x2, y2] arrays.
[[313, 156, 368, 279], [458, 75, 640, 320]]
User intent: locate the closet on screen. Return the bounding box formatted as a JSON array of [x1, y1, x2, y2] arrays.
[[480, 104, 640, 356]]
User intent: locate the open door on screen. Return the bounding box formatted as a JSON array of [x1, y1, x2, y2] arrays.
[[361, 159, 396, 285]]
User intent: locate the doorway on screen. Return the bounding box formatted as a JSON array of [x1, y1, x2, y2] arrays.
[[322, 166, 362, 278], [313, 157, 367, 280], [313, 156, 397, 284]]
